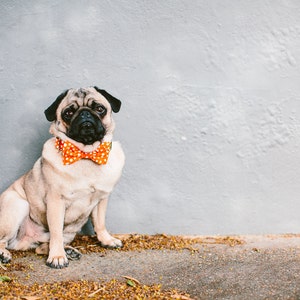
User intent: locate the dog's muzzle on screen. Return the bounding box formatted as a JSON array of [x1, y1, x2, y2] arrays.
[[68, 109, 105, 145]]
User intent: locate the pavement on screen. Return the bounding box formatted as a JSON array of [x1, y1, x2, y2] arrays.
[[3, 235, 300, 299]]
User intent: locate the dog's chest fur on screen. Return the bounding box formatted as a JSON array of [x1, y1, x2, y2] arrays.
[[23, 138, 125, 228]]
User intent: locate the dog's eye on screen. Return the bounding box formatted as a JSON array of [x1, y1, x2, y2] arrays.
[[94, 105, 106, 116], [62, 109, 74, 120]]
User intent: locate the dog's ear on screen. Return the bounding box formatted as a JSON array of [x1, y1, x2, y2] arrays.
[[94, 86, 121, 113], [44, 89, 69, 121]]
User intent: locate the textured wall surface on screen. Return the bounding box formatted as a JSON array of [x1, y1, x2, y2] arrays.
[[1, 1, 300, 235]]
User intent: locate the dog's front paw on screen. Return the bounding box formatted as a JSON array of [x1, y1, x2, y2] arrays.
[[46, 255, 69, 269], [101, 237, 123, 249], [98, 231, 123, 249], [0, 249, 12, 264]]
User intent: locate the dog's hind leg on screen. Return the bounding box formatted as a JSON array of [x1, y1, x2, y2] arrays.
[[0, 187, 30, 263], [35, 242, 49, 255], [64, 246, 82, 260]]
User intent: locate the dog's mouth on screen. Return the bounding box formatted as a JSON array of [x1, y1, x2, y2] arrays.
[[67, 110, 106, 145]]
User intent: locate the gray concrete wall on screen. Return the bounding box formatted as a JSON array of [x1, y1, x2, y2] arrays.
[[1, 1, 300, 235]]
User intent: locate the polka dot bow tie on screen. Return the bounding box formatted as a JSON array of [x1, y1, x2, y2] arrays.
[[55, 138, 112, 165]]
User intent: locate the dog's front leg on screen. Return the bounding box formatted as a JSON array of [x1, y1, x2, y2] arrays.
[[91, 198, 123, 249], [46, 196, 68, 268]]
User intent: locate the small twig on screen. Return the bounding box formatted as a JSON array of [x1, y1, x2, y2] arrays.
[[171, 295, 194, 300], [88, 288, 104, 297], [0, 263, 7, 271], [121, 275, 141, 285]]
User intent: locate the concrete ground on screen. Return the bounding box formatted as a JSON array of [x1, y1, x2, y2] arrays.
[[3, 235, 300, 299]]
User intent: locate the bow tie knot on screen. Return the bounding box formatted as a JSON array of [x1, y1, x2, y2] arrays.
[[55, 138, 112, 165]]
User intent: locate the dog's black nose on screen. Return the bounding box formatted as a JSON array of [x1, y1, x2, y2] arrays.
[[80, 110, 92, 119]]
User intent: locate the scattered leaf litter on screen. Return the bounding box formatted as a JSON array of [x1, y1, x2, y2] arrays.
[[1, 234, 244, 299]]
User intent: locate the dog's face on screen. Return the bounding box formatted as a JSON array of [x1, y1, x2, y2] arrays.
[[44, 87, 121, 145]]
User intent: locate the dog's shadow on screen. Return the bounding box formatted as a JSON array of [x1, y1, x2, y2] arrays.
[[0, 118, 50, 193]]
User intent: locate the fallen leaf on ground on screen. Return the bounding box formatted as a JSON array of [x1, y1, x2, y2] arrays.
[[0, 275, 11, 282], [122, 275, 141, 285]]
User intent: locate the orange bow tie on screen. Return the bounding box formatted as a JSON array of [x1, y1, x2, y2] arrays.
[[55, 138, 112, 165]]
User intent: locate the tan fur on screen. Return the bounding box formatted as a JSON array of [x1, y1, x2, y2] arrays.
[[0, 87, 125, 268]]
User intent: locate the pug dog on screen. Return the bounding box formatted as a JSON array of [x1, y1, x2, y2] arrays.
[[0, 86, 125, 268]]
